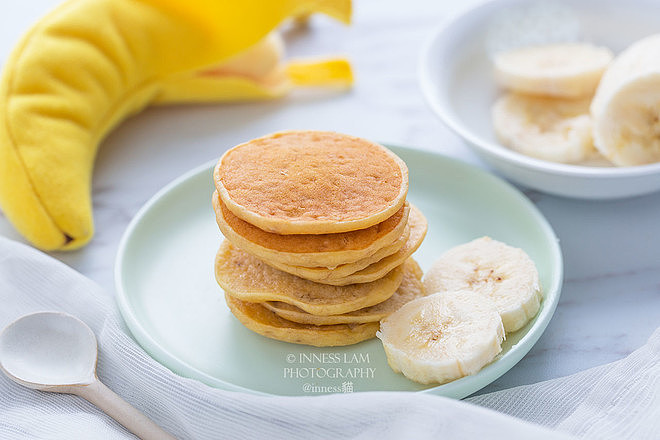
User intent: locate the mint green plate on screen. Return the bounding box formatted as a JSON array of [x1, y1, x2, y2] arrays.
[[115, 146, 562, 398]]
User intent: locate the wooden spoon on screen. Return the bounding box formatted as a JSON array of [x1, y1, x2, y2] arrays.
[[0, 311, 176, 440]]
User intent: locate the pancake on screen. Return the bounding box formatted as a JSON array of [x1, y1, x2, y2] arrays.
[[268, 205, 427, 286], [213, 193, 410, 268], [214, 240, 404, 315], [263, 225, 410, 282], [225, 294, 379, 347], [214, 130, 409, 235], [264, 258, 426, 325]]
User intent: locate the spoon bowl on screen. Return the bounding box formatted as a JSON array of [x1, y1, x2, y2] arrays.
[[0, 311, 175, 440], [0, 312, 97, 389]]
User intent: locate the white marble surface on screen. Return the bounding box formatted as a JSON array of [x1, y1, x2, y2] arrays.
[[1, 0, 658, 398]]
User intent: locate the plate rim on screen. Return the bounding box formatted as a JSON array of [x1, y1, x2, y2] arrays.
[[114, 144, 563, 398], [114, 159, 269, 395]]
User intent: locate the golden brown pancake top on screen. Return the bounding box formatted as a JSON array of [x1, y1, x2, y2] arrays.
[[214, 131, 408, 234]]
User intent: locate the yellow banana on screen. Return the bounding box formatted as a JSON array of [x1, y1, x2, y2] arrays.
[[0, 0, 352, 251]]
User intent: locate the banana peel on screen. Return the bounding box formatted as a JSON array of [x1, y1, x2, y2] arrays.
[[0, 0, 353, 251]]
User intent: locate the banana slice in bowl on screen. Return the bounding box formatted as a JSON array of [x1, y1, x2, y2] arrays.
[[494, 43, 613, 98], [591, 34, 660, 166], [492, 93, 596, 164]]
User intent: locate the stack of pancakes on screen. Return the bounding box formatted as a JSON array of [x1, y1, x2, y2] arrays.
[[212, 131, 428, 347]]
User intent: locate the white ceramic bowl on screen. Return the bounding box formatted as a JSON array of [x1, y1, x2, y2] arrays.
[[419, 0, 660, 199]]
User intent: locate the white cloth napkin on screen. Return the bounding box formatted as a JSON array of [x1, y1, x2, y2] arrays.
[[0, 236, 657, 440]]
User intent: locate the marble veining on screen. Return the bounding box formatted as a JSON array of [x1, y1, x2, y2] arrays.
[[1, 0, 658, 397]]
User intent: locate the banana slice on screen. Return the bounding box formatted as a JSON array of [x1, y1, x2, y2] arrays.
[[377, 291, 504, 385], [423, 237, 542, 333], [492, 92, 596, 163], [591, 34, 660, 166], [494, 43, 613, 98]]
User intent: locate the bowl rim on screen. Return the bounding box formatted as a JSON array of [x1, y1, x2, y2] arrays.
[[418, 0, 660, 179]]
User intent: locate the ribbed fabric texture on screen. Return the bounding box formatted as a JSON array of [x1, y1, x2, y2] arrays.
[[0, 236, 657, 440], [469, 330, 660, 439]]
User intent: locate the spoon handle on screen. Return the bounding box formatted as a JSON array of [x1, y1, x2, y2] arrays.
[[75, 379, 176, 440]]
